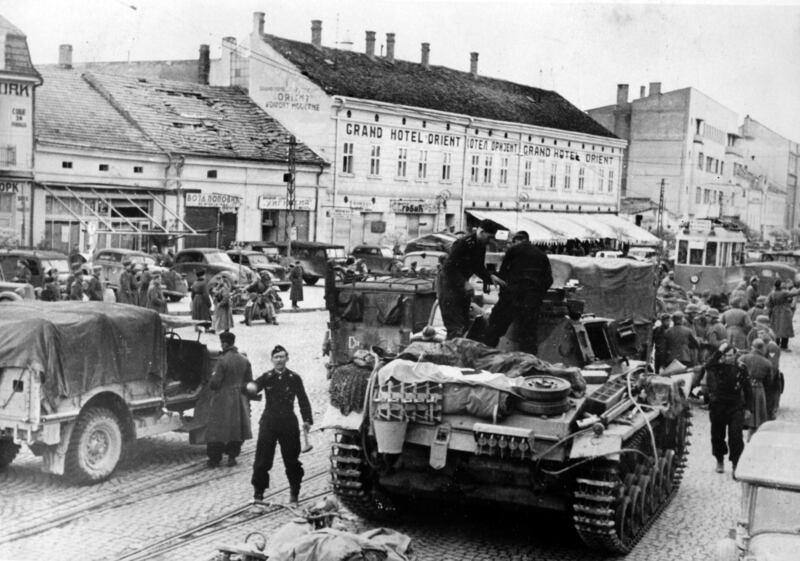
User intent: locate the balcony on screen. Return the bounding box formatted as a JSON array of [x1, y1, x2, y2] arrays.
[[725, 145, 742, 158], [693, 133, 704, 144]]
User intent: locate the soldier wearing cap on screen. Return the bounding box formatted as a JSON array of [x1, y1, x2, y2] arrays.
[[748, 295, 768, 323], [86, 265, 104, 301], [664, 310, 699, 367], [146, 271, 167, 313], [686, 303, 707, 363], [117, 260, 135, 305], [745, 275, 760, 310], [13, 258, 32, 284], [439, 219, 500, 339], [749, 315, 782, 420], [652, 312, 672, 373], [67, 262, 85, 301], [722, 302, 752, 351], [40, 268, 62, 301], [739, 338, 774, 436]]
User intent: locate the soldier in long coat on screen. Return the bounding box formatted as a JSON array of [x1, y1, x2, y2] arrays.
[[190, 269, 213, 322], [722, 304, 752, 351], [86, 266, 105, 301], [138, 267, 152, 308], [117, 260, 135, 305], [146, 274, 167, 313], [212, 284, 234, 333], [738, 338, 774, 436], [664, 311, 700, 366], [289, 261, 305, 309], [767, 279, 800, 350], [205, 331, 253, 467]]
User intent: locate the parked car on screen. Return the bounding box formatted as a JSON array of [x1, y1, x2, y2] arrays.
[[266, 241, 347, 285], [0, 264, 35, 301], [350, 245, 401, 273], [172, 248, 255, 291], [741, 262, 800, 296], [226, 249, 290, 291], [401, 250, 447, 275], [404, 232, 458, 254], [0, 249, 70, 295], [92, 248, 188, 302], [715, 421, 800, 561]]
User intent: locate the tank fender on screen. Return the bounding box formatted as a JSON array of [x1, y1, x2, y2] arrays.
[[569, 431, 623, 460]]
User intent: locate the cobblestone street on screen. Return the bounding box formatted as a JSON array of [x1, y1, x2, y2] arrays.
[[1, 288, 798, 561]]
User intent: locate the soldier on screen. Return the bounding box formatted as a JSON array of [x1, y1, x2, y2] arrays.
[[250, 345, 313, 505], [117, 260, 135, 305], [692, 342, 752, 474], [748, 295, 768, 323], [289, 261, 304, 310], [146, 272, 167, 313], [205, 331, 253, 468], [191, 269, 213, 323], [722, 302, 752, 351], [13, 258, 32, 284], [766, 279, 800, 350], [483, 230, 553, 354], [149, 244, 162, 266], [86, 265, 104, 301], [738, 338, 774, 437], [653, 312, 672, 374], [438, 220, 499, 339], [745, 275, 760, 310], [40, 268, 61, 301], [67, 264, 85, 301], [664, 311, 700, 367]]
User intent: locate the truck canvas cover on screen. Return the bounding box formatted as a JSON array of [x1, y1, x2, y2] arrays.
[[0, 302, 166, 398]]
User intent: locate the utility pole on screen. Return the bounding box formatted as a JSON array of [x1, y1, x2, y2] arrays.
[[657, 178, 665, 240], [284, 135, 297, 261]]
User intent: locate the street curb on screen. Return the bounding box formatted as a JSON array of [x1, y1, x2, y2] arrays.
[[166, 307, 327, 317]]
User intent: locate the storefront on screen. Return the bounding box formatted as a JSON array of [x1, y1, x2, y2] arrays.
[[184, 192, 242, 249], [391, 199, 441, 240], [258, 195, 311, 242]]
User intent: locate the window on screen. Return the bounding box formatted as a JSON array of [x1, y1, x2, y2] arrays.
[[417, 150, 428, 179], [678, 240, 688, 264], [133, 166, 143, 174], [714, 159, 720, 174], [597, 168, 605, 192], [720, 161, 724, 175], [369, 145, 381, 176], [706, 156, 713, 172], [207, 169, 217, 178], [341, 142, 354, 174], [470, 155, 480, 183], [523, 159, 532, 187], [703, 189, 710, 203], [698, 152, 704, 169], [549, 162, 558, 190], [397, 148, 407, 178], [695, 118, 704, 135], [98, 164, 109, 172], [62, 161, 73, 169], [536, 159, 546, 190], [608, 170, 614, 192], [563, 163, 571, 190], [705, 242, 717, 266], [689, 248, 704, 265], [441, 152, 452, 181], [483, 155, 493, 184], [499, 157, 509, 185], [0, 146, 15, 166], [577, 166, 585, 191], [696, 187, 702, 204]]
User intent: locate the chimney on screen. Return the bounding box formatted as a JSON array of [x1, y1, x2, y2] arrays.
[[198, 44, 210, 85], [421, 42, 430, 69], [311, 20, 322, 48], [616, 84, 629, 106], [365, 31, 376, 58], [59, 44, 73, 69], [649, 82, 661, 96], [470, 52, 479, 78], [640, 85, 646, 98], [385, 33, 395, 62], [253, 12, 264, 36]]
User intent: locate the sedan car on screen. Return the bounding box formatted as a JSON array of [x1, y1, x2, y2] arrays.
[[92, 248, 189, 301], [227, 249, 290, 291], [350, 245, 402, 273], [172, 248, 255, 290]]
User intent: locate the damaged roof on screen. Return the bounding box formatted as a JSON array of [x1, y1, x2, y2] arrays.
[[35, 67, 161, 154], [261, 34, 615, 138], [85, 72, 324, 164], [0, 15, 41, 80], [40, 59, 204, 83]]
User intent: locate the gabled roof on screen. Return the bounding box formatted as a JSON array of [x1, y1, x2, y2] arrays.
[[35, 67, 161, 154], [261, 34, 615, 139], [0, 15, 40, 80], [85, 72, 325, 164]]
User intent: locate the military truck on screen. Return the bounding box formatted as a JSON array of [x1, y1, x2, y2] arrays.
[[323, 257, 690, 554], [0, 302, 214, 483]]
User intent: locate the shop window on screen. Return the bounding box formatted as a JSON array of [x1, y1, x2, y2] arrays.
[[523, 159, 532, 188], [417, 150, 428, 179], [0, 193, 12, 213], [470, 155, 480, 183], [563, 163, 571, 190], [369, 145, 381, 176], [577, 166, 585, 191], [549, 162, 558, 190], [397, 148, 407, 178], [342, 142, 354, 174], [499, 157, 508, 185], [483, 155, 493, 184], [441, 152, 452, 181]]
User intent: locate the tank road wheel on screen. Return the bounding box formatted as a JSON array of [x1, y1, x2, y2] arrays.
[[0, 438, 20, 469], [626, 485, 643, 536], [65, 407, 124, 484], [661, 450, 676, 495]]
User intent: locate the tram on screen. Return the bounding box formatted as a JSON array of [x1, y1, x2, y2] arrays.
[[673, 218, 748, 295]]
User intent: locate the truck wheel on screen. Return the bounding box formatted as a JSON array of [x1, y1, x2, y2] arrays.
[[0, 438, 20, 468], [0, 291, 22, 302], [65, 407, 124, 484], [304, 276, 319, 286]]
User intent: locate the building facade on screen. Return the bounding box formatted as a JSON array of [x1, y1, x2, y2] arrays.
[[223, 14, 636, 249], [0, 16, 41, 245]]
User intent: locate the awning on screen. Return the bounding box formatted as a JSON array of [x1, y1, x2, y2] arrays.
[[467, 209, 660, 245]]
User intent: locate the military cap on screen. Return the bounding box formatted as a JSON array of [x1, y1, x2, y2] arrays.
[[755, 315, 771, 326], [685, 303, 700, 314], [706, 308, 720, 319]]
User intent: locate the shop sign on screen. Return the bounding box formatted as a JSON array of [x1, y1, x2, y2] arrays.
[[349, 199, 373, 211], [11, 107, 27, 128], [258, 196, 312, 211], [0, 82, 31, 97], [333, 207, 352, 219], [390, 199, 439, 214], [0, 181, 20, 193], [186, 192, 242, 210]]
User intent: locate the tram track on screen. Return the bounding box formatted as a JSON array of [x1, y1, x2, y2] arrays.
[[114, 469, 331, 561]]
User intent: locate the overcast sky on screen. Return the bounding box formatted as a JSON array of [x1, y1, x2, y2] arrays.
[[3, 0, 800, 140]]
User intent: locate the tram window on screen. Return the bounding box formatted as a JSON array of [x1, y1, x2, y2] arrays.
[[733, 243, 745, 265], [720, 243, 730, 266], [678, 241, 688, 264], [690, 248, 704, 265], [705, 242, 717, 266]]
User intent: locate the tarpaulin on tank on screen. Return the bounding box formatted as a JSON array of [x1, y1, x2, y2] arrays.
[[0, 301, 165, 399], [548, 255, 657, 324]]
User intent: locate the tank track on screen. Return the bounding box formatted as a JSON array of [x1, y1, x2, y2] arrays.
[[572, 413, 692, 554], [330, 429, 395, 521]]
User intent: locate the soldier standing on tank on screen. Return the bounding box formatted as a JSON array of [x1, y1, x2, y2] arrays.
[[483, 230, 552, 354], [692, 342, 751, 474], [250, 345, 312, 505], [653, 313, 672, 374], [439, 220, 499, 339]]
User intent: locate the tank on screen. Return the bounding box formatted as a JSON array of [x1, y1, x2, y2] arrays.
[[323, 258, 691, 554]]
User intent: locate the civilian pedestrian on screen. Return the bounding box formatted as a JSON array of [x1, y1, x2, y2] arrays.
[[289, 261, 305, 310], [250, 345, 313, 505]]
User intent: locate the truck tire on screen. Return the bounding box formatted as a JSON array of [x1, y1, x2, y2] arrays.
[[65, 407, 125, 484], [0, 438, 20, 468], [0, 291, 22, 302], [304, 276, 320, 286]]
